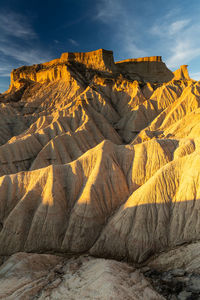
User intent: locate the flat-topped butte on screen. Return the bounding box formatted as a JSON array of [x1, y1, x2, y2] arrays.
[[10, 49, 188, 88]]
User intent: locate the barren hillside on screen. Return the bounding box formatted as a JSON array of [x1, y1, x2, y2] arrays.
[[0, 49, 199, 299]]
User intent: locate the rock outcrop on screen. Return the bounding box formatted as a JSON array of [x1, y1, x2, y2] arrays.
[[60, 48, 116, 72], [0, 48, 200, 299], [115, 56, 174, 82], [9, 49, 115, 90], [8, 50, 175, 91], [0, 253, 164, 300], [173, 64, 191, 80]]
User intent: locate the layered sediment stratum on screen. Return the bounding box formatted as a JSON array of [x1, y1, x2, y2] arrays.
[[0, 49, 199, 299], [9, 49, 173, 90]]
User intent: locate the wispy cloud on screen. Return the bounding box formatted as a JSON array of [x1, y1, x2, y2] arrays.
[[95, 0, 147, 59], [0, 66, 11, 77], [167, 40, 200, 69], [96, 0, 123, 22], [68, 38, 79, 47], [169, 20, 190, 36], [190, 72, 200, 81], [0, 10, 52, 81], [151, 19, 191, 37], [0, 11, 36, 39], [150, 14, 200, 69], [0, 42, 51, 65], [95, 1, 200, 71]]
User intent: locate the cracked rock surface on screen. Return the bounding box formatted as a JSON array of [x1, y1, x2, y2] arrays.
[[0, 253, 164, 300]]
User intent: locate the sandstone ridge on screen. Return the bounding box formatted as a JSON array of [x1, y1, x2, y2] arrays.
[[173, 64, 191, 80], [60, 48, 115, 71], [9, 49, 176, 90], [116, 56, 174, 82], [0, 48, 199, 300]]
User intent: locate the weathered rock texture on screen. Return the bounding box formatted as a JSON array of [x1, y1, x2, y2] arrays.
[[0, 253, 164, 300], [9, 49, 174, 91], [60, 48, 116, 72], [173, 65, 190, 80], [115, 56, 174, 82], [0, 49, 199, 299]]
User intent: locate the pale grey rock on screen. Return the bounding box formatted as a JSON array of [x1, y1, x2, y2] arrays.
[[0, 253, 164, 300]]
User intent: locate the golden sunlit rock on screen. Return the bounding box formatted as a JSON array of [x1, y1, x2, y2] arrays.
[[0, 49, 200, 299], [173, 64, 191, 80]]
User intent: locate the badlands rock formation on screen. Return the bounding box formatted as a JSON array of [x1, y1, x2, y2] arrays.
[[0, 253, 164, 300], [0, 49, 199, 299], [116, 56, 174, 82]]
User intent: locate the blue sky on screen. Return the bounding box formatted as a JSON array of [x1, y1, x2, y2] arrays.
[[0, 0, 200, 92]]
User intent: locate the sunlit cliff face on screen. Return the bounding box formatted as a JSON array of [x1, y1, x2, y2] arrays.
[[0, 49, 199, 269], [9, 49, 175, 91]]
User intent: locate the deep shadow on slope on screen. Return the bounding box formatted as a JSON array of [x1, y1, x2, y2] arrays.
[[1, 196, 200, 265], [0, 138, 198, 262]]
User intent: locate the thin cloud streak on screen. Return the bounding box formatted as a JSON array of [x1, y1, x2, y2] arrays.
[[0, 66, 11, 77], [189, 72, 200, 81], [0, 10, 53, 80], [169, 20, 190, 36], [0, 42, 52, 65], [68, 39, 79, 47], [151, 19, 190, 37], [96, 1, 200, 69], [150, 14, 200, 69], [167, 41, 200, 69], [95, 0, 123, 23], [0, 11, 36, 39], [95, 0, 147, 59]]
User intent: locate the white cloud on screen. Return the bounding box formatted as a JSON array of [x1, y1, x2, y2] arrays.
[[0, 42, 51, 65], [169, 19, 190, 36], [150, 19, 191, 37], [95, 0, 122, 23], [150, 15, 200, 69], [189, 72, 200, 81], [120, 36, 147, 59], [0, 10, 53, 78], [95, 0, 147, 60], [0, 65, 11, 77], [166, 39, 200, 68], [0, 11, 36, 39], [68, 39, 79, 46]]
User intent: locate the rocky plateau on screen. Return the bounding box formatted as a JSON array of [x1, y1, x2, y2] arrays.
[[0, 48, 200, 299]]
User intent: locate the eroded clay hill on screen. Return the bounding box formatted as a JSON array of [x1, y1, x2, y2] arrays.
[[0, 49, 200, 299]]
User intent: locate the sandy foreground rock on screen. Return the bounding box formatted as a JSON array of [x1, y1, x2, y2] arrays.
[[0, 253, 164, 300]]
